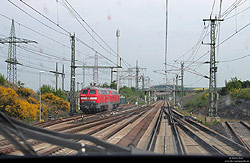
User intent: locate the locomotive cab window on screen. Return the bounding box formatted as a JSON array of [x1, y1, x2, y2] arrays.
[[81, 90, 88, 94], [89, 90, 96, 94]]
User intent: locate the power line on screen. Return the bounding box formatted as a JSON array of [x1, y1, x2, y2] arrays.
[[75, 37, 116, 65], [8, 0, 68, 36], [61, 0, 131, 68], [0, 19, 37, 84], [9, 0, 133, 74], [210, 0, 216, 17], [63, 0, 118, 57], [176, 0, 249, 71], [175, 23, 210, 62], [219, 53, 250, 63], [181, 16, 250, 71], [0, 13, 92, 59], [221, 0, 247, 19], [217, 20, 250, 47], [62, 1, 116, 58], [8, 0, 116, 66], [166, 63, 208, 79], [19, 0, 71, 35], [224, 5, 250, 20]]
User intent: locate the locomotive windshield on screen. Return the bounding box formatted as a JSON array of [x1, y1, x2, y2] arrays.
[[89, 90, 96, 94], [81, 90, 88, 94]]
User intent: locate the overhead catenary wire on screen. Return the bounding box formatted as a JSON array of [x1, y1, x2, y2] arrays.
[[0, 17, 119, 86], [61, 1, 116, 58], [175, 23, 210, 62], [20, 0, 131, 68], [19, 0, 71, 35], [224, 5, 250, 20], [219, 52, 250, 63], [6, 0, 132, 90], [166, 63, 208, 79], [173, 0, 250, 89], [7, 0, 68, 36], [1, 0, 130, 90], [221, 0, 247, 19], [181, 15, 250, 71], [63, 0, 117, 57], [0, 13, 92, 63], [210, 0, 216, 17], [175, 0, 249, 71], [9, 0, 119, 67], [60, 0, 131, 68]]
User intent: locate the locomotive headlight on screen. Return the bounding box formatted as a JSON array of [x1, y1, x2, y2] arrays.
[[89, 97, 97, 100], [81, 97, 87, 100]]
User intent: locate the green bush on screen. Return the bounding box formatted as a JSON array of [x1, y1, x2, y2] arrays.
[[39, 84, 66, 100], [53, 89, 66, 100], [0, 74, 6, 86], [17, 87, 34, 97], [185, 93, 208, 109], [39, 85, 54, 95], [231, 88, 250, 100]]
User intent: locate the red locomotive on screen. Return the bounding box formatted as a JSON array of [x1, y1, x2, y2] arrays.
[[80, 86, 120, 113]]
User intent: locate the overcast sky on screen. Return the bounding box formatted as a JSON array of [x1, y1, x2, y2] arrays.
[[1, 0, 250, 91]]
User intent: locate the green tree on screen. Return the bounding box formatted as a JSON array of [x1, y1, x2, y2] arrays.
[[53, 89, 66, 100], [39, 84, 55, 95], [0, 74, 6, 86], [119, 86, 143, 104], [242, 80, 250, 88], [38, 84, 66, 100], [120, 86, 133, 96], [17, 80, 24, 88], [110, 82, 117, 90], [101, 82, 110, 88], [219, 77, 242, 95]]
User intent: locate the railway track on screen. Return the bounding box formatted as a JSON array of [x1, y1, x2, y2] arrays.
[[49, 101, 164, 155], [0, 102, 162, 156], [224, 121, 250, 151], [0, 104, 137, 155], [166, 104, 250, 156], [1, 101, 249, 157], [141, 101, 250, 157]]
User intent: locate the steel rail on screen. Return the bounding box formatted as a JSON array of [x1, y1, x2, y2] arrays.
[[146, 106, 163, 151], [167, 104, 185, 155], [117, 101, 163, 147], [225, 121, 250, 151], [240, 121, 250, 130], [0, 105, 141, 155], [186, 119, 250, 156], [173, 117, 223, 156]]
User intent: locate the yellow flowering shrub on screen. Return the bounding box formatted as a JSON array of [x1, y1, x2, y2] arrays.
[[42, 93, 70, 112], [0, 86, 67, 121], [0, 86, 18, 110], [5, 99, 39, 120], [0, 86, 50, 121], [27, 97, 39, 104], [17, 87, 34, 97]]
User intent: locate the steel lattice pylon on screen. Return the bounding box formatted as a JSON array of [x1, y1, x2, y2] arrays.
[[70, 34, 76, 115], [208, 19, 217, 117], [93, 52, 98, 85], [203, 17, 223, 118], [6, 19, 17, 84], [0, 19, 37, 84]]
